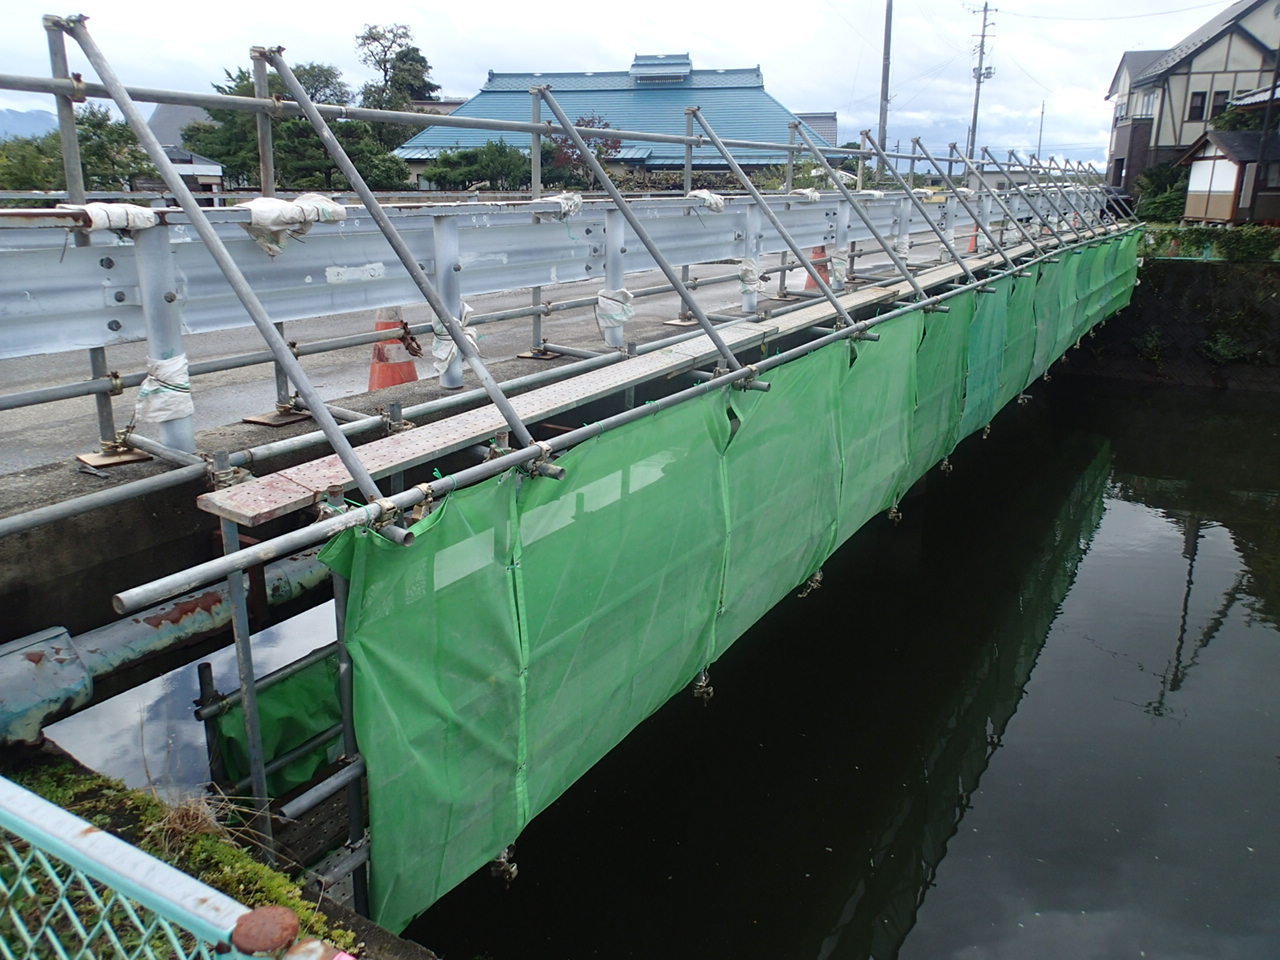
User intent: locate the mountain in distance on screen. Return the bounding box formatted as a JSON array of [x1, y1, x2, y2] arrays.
[[0, 109, 58, 139]]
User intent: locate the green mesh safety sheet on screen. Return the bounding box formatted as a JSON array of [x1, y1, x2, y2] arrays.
[[999, 265, 1040, 403], [958, 276, 1013, 440], [513, 395, 729, 817], [836, 311, 922, 540], [295, 231, 1144, 931], [1052, 248, 1088, 358], [1030, 254, 1065, 380], [215, 653, 341, 797], [714, 344, 845, 649], [906, 292, 976, 480], [321, 475, 525, 932]]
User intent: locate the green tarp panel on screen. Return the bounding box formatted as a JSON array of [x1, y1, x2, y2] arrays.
[[215, 653, 341, 797], [999, 264, 1040, 403], [515, 394, 728, 816], [1030, 255, 1065, 381], [276, 231, 1147, 931], [715, 344, 844, 650], [906, 292, 976, 480], [1103, 231, 1142, 318], [321, 476, 525, 933], [958, 276, 1013, 440], [1053, 248, 1087, 359], [835, 311, 922, 540]]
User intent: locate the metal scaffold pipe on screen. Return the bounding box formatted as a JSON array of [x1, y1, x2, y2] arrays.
[[689, 107, 856, 327], [535, 86, 742, 370], [266, 48, 538, 451], [56, 16, 385, 506]]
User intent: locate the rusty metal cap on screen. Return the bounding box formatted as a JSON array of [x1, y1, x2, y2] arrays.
[[231, 905, 300, 954]]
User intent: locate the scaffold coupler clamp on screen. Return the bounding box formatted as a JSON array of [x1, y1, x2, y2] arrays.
[[692, 667, 714, 703], [798, 568, 824, 598], [408, 482, 436, 523], [528, 440, 565, 480], [489, 845, 519, 889], [208, 454, 251, 490], [369, 497, 402, 531]]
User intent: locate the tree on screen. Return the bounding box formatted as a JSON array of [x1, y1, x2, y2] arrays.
[[421, 139, 530, 191], [548, 113, 621, 188], [183, 63, 409, 190], [0, 130, 63, 190], [0, 105, 152, 193], [356, 24, 441, 149]]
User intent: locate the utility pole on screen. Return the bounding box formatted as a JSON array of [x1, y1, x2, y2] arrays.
[[966, 2, 995, 159], [879, 0, 892, 152], [1037, 99, 1045, 159]]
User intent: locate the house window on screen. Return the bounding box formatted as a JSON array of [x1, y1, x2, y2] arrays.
[[1188, 91, 1207, 121], [1141, 91, 1156, 116], [1211, 91, 1230, 118]]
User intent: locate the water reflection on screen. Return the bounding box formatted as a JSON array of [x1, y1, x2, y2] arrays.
[[45, 602, 335, 798]]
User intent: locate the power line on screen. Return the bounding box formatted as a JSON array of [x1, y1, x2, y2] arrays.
[[1003, 1, 1220, 22]]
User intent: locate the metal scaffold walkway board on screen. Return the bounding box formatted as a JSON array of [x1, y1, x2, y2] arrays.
[[197, 241, 1037, 527]]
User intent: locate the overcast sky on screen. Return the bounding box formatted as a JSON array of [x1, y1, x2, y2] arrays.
[[1, 0, 1242, 166]]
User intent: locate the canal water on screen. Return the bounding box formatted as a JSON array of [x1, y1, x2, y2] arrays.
[[402, 379, 1280, 960]]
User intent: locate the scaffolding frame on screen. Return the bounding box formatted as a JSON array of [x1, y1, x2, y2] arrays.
[[0, 16, 1138, 919]]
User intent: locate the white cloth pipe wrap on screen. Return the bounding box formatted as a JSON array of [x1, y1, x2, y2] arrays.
[[235, 192, 346, 256], [539, 192, 583, 221], [686, 189, 726, 213], [594, 288, 635, 332], [57, 202, 158, 232], [432, 301, 477, 376], [738, 258, 765, 294], [134, 354, 193, 422], [789, 188, 822, 203]]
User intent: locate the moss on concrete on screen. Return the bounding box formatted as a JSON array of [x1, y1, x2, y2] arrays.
[[3, 747, 358, 952]]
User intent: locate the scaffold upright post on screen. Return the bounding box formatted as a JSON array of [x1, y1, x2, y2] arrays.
[[133, 221, 197, 452], [59, 16, 388, 505], [214, 452, 273, 856], [332, 571, 370, 917]]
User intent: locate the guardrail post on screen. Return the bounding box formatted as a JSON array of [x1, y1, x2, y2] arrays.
[[742, 201, 763, 313], [134, 221, 197, 452], [432, 215, 466, 388]]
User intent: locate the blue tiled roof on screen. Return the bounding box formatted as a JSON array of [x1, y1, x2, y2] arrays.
[[397, 55, 829, 168]]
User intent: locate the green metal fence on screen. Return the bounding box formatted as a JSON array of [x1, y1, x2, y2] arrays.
[[0, 776, 261, 960]]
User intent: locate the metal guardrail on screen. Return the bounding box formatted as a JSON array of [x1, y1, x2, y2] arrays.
[[0, 774, 294, 959]]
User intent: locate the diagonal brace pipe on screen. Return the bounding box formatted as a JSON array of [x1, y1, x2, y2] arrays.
[[947, 144, 1045, 255], [59, 16, 385, 505], [268, 49, 540, 450], [912, 138, 1014, 269], [536, 87, 742, 369], [793, 123, 927, 299], [688, 108, 855, 326], [981, 147, 1068, 247], [862, 131, 977, 282]]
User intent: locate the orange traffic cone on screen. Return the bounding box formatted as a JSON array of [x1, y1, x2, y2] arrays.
[[368, 306, 421, 391], [967, 227, 978, 253], [804, 246, 830, 289]]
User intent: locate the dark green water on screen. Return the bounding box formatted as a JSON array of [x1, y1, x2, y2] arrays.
[[406, 379, 1280, 960]]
